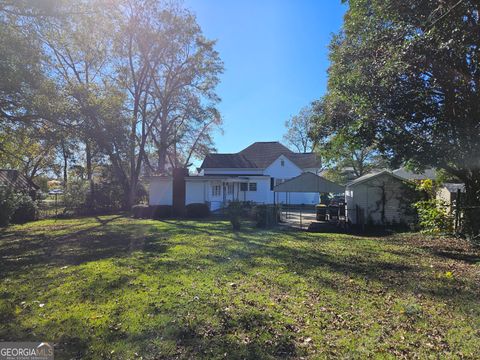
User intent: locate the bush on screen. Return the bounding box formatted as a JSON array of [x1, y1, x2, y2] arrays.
[[0, 187, 17, 227], [227, 201, 243, 230], [252, 205, 279, 228], [151, 205, 173, 219], [413, 199, 453, 234], [11, 194, 37, 224], [63, 179, 89, 210], [131, 204, 151, 219], [185, 203, 210, 218]]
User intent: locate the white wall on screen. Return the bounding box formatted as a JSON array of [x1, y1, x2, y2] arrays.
[[149, 178, 173, 205], [149, 154, 323, 208], [346, 174, 412, 225], [186, 181, 206, 205], [265, 155, 319, 204]]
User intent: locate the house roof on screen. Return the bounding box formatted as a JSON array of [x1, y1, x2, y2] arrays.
[[273, 172, 345, 193], [0, 169, 39, 191], [200, 142, 320, 170], [346, 170, 406, 188], [200, 153, 257, 169], [393, 167, 437, 180]]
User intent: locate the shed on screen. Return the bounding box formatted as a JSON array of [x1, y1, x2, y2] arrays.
[[273, 172, 344, 194], [436, 183, 465, 213], [345, 171, 415, 225]]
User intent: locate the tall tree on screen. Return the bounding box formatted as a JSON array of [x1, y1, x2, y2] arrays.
[[283, 105, 315, 153], [1, 0, 223, 208], [310, 98, 386, 182], [37, 0, 126, 204], [319, 0, 480, 239], [145, 6, 223, 173]]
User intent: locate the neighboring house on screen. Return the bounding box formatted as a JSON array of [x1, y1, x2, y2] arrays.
[[345, 170, 415, 226], [436, 183, 465, 213], [0, 169, 39, 199], [148, 142, 322, 210], [393, 167, 437, 181]]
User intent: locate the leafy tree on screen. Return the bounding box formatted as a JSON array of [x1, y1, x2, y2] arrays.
[[0, 5, 51, 124], [283, 105, 315, 153], [310, 99, 387, 183], [320, 0, 480, 238], [1, 0, 223, 210], [0, 124, 57, 180]]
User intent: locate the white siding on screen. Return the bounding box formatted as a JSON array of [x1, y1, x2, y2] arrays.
[[186, 181, 206, 205], [264, 155, 319, 204], [235, 178, 270, 203], [148, 154, 322, 208], [346, 173, 412, 225], [149, 178, 173, 205]]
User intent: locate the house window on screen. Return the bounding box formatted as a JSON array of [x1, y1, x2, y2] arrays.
[[280, 159, 285, 167], [270, 177, 275, 191], [249, 182, 257, 191], [212, 184, 221, 197], [240, 182, 248, 191], [227, 183, 234, 194]]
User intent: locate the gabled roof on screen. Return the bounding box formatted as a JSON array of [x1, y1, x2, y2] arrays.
[[0, 169, 39, 191], [200, 142, 320, 170], [393, 167, 437, 180], [201, 153, 257, 169], [346, 170, 406, 187], [273, 172, 344, 193]]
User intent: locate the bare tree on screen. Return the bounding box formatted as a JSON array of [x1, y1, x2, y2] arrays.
[[283, 105, 314, 153]]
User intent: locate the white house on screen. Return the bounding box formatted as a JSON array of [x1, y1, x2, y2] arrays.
[[148, 142, 322, 210], [345, 170, 415, 225]]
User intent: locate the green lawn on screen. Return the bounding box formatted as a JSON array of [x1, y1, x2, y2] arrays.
[[0, 216, 479, 359]]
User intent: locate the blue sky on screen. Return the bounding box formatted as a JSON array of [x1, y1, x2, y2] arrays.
[[184, 0, 346, 154]]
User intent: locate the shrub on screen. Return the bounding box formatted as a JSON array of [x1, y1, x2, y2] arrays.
[[227, 201, 243, 230], [93, 182, 125, 212], [413, 199, 453, 234], [63, 179, 89, 210], [131, 204, 151, 219], [185, 203, 210, 218], [252, 205, 279, 228], [11, 194, 37, 224], [0, 187, 17, 227], [150, 205, 173, 219]]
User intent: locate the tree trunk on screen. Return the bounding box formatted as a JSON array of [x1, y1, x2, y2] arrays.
[[85, 139, 94, 208], [129, 119, 137, 208], [157, 143, 168, 174], [61, 141, 68, 187]]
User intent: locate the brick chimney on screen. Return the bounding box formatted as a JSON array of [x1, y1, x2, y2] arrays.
[[172, 168, 188, 217]]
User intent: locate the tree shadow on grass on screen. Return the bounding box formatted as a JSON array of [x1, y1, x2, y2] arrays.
[[0, 216, 167, 277], [1, 218, 479, 359]]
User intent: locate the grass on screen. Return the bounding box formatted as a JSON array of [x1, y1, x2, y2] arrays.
[[0, 215, 479, 359]]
